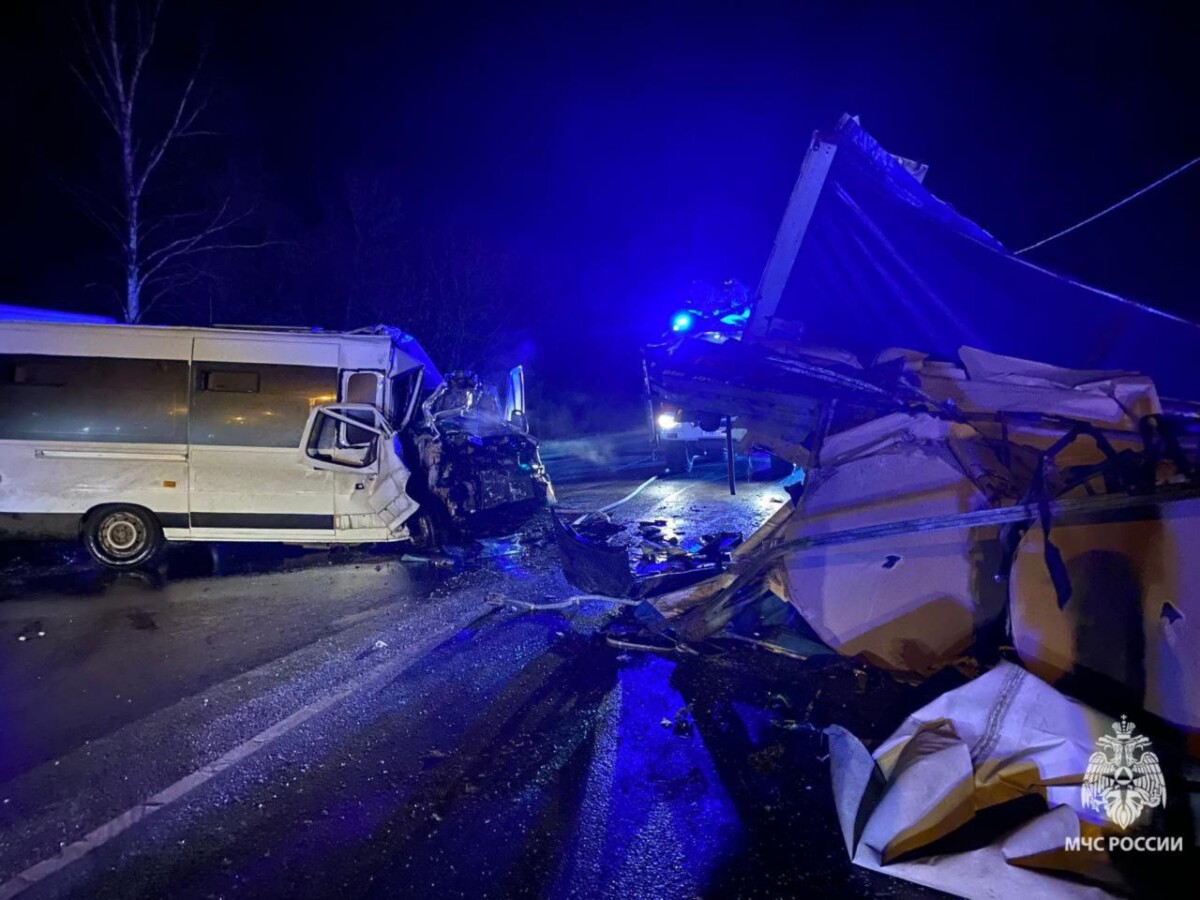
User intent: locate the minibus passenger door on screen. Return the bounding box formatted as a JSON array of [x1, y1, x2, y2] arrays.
[[298, 404, 418, 538]]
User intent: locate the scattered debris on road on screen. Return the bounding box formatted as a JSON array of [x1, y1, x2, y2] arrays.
[[552, 509, 742, 599]]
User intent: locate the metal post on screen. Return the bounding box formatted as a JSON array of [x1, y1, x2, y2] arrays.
[[725, 415, 736, 496]]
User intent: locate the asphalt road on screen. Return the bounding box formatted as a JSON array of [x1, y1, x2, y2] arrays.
[[0, 433, 946, 899]]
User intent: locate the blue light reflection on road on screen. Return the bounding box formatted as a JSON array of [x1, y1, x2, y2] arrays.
[[553, 653, 741, 899]]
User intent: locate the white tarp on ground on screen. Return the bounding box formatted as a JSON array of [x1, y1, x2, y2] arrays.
[[827, 663, 1153, 899]]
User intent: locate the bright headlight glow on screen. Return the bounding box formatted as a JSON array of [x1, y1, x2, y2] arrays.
[[657, 411, 679, 429], [670, 311, 695, 333]]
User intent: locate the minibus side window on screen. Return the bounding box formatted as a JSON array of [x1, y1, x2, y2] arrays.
[[11, 362, 68, 387], [190, 362, 335, 448], [340, 372, 382, 447], [1, 354, 188, 444], [304, 407, 379, 468], [205, 371, 260, 393]]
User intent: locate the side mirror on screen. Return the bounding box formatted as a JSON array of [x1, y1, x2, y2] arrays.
[[299, 403, 392, 472], [503, 364, 528, 433]]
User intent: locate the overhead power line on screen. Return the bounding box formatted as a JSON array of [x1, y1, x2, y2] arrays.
[[1014, 154, 1200, 255]]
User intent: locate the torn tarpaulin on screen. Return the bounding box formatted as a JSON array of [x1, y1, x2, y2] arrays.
[[827, 662, 1192, 899], [621, 114, 1200, 752], [756, 115, 1200, 397], [634, 116, 1200, 681]]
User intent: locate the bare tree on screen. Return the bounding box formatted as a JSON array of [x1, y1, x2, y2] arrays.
[[418, 232, 509, 370], [339, 174, 408, 328], [71, 0, 259, 322], [310, 170, 521, 369]]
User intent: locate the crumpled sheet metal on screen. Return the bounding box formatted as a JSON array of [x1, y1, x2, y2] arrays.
[[412, 370, 554, 531], [827, 663, 1134, 899], [551, 511, 636, 598], [642, 341, 1198, 702], [759, 349, 1175, 678], [768, 412, 1007, 676]]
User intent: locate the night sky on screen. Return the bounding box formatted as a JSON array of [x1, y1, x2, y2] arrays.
[[3, 1, 1198, 425]]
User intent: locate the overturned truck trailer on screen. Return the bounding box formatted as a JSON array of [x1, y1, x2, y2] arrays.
[[637, 116, 1200, 749]]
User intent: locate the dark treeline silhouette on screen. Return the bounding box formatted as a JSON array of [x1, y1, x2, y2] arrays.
[[5, 0, 1200, 435]]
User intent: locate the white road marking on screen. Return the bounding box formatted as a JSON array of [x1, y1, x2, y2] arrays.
[[0, 606, 494, 900]]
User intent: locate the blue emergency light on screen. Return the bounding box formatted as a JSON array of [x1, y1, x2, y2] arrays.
[[670, 311, 696, 333]]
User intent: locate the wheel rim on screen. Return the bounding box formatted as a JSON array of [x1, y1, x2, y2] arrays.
[[411, 513, 437, 549], [97, 511, 148, 560]]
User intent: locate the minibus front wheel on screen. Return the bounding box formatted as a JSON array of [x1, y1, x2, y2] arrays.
[[83, 505, 164, 569]]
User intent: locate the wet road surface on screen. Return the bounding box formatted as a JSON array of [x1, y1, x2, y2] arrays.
[[0, 433, 945, 898]]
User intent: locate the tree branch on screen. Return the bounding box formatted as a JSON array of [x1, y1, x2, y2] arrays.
[[125, 0, 162, 125], [71, 11, 122, 134], [140, 199, 277, 286], [59, 179, 127, 244], [138, 207, 214, 241], [136, 55, 207, 195], [139, 259, 220, 318], [140, 197, 233, 271], [68, 0, 268, 322], [105, 1, 127, 112]]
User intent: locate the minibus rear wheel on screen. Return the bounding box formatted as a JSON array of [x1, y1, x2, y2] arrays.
[[83, 505, 164, 569]]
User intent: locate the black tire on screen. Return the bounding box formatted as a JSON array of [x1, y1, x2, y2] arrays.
[[83, 505, 164, 569], [662, 442, 693, 476], [407, 495, 460, 549], [764, 452, 796, 479], [406, 510, 440, 550], [747, 450, 796, 481]]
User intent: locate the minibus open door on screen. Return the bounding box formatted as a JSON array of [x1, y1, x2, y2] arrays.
[[502, 364, 528, 432], [298, 403, 419, 537]]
